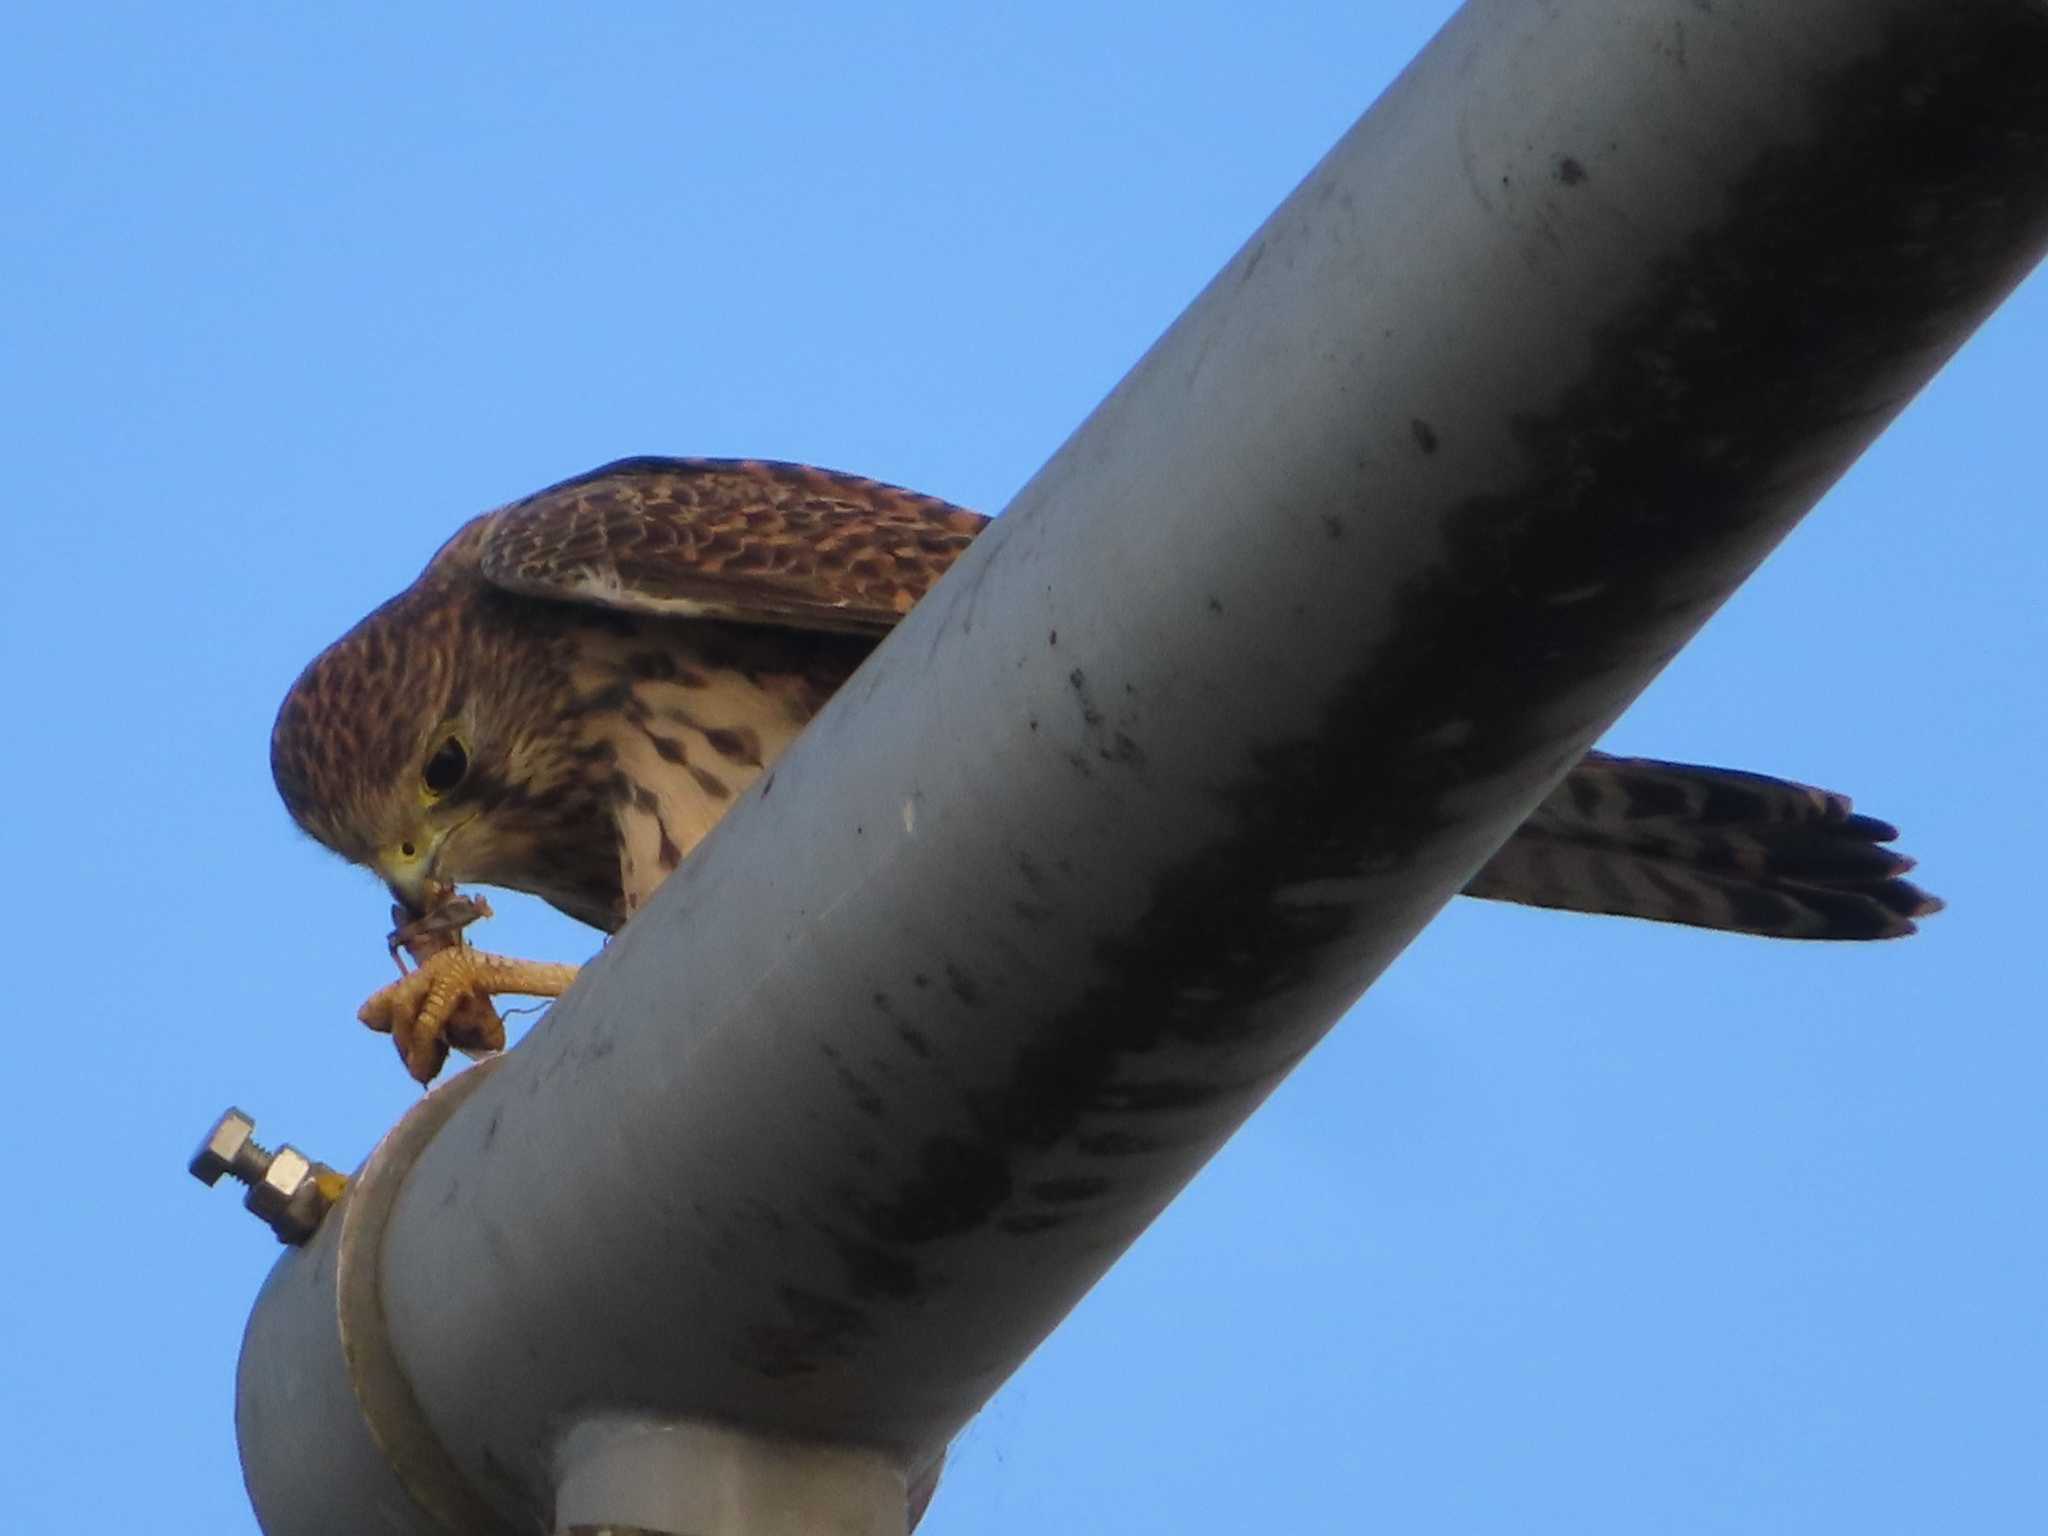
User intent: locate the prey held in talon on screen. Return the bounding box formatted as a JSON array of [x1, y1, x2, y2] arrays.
[[359, 883, 580, 1086], [273, 457, 1940, 1087], [386, 887, 497, 971]]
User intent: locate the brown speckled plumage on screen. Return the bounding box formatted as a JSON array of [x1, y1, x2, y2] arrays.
[[480, 456, 987, 632], [273, 455, 1940, 946]]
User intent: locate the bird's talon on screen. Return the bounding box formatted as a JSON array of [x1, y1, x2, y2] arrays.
[[357, 942, 579, 1085]]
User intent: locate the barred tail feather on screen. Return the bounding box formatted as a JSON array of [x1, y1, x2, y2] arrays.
[[1462, 753, 1943, 940]]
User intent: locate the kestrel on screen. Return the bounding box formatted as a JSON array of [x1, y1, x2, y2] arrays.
[[271, 457, 1940, 1081]]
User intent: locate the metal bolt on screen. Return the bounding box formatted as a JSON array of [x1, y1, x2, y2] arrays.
[[245, 1146, 327, 1244], [190, 1108, 273, 1187], [189, 1108, 341, 1245]]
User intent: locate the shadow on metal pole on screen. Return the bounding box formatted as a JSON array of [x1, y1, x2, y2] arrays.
[[232, 2, 2048, 1532]]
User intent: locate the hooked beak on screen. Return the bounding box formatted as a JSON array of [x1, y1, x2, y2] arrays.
[[378, 837, 445, 920]]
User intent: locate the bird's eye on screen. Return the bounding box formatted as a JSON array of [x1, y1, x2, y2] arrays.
[[422, 736, 470, 797]]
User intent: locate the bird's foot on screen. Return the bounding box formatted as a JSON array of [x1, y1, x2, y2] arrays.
[[359, 944, 582, 1084], [359, 888, 581, 1084]]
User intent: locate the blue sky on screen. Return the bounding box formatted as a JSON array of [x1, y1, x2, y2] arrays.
[[3, 4, 2042, 1531]]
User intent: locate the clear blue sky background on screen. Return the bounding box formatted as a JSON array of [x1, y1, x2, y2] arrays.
[[3, 5, 2042, 1531]]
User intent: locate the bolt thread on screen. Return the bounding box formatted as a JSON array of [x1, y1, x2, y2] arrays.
[[228, 1137, 275, 1184]]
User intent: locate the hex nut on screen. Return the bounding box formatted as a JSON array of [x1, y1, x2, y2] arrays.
[[245, 1145, 313, 1226], [190, 1109, 257, 1186]]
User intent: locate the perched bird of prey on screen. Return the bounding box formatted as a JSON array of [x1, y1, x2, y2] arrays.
[[271, 457, 1940, 1080]]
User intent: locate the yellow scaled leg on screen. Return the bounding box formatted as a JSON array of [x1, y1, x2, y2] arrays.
[[360, 947, 581, 1083], [357, 887, 581, 1084]]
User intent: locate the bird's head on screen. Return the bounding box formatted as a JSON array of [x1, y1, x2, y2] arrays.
[[270, 583, 621, 928], [270, 590, 492, 915]]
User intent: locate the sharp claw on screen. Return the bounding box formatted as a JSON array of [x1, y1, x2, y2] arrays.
[[355, 884, 578, 1085], [356, 939, 579, 1084]]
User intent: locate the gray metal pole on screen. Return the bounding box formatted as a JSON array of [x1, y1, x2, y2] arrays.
[[233, 3, 2048, 1532]]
